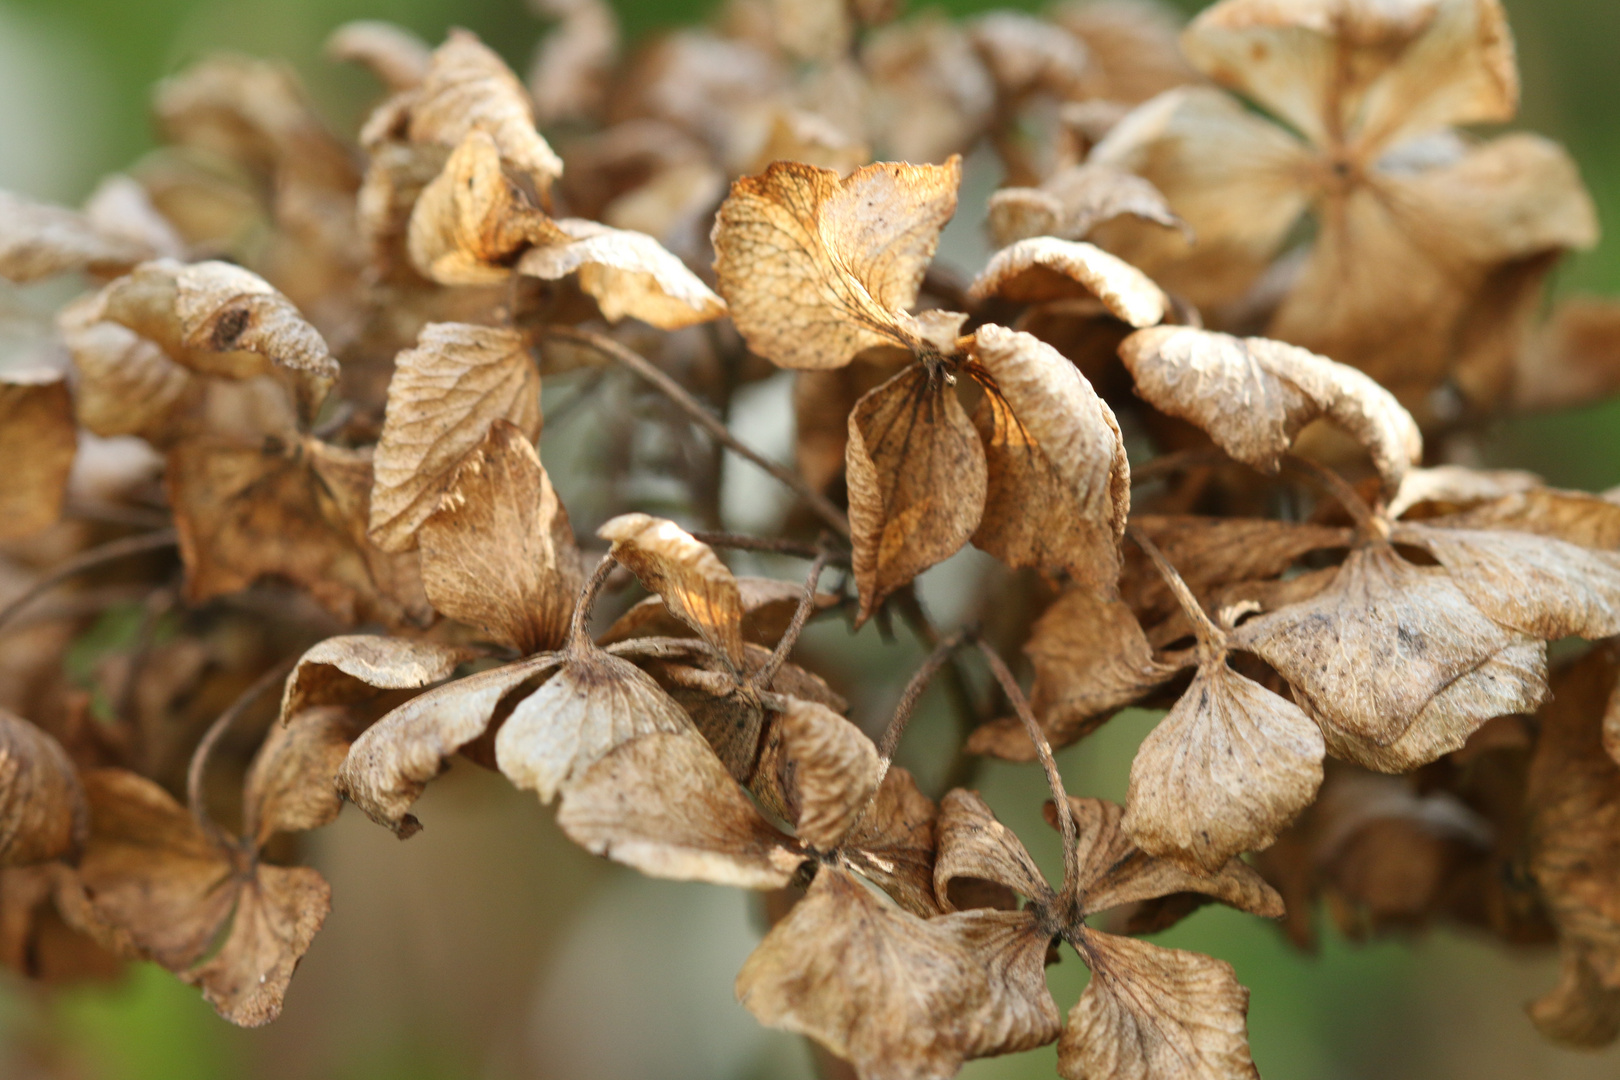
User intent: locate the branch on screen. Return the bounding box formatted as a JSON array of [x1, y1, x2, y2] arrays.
[[0, 529, 179, 635], [543, 326, 851, 540], [752, 548, 830, 689], [690, 530, 851, 565], [188, 655, 297, 848]]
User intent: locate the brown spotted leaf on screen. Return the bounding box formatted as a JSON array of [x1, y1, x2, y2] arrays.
[[369, 322, 541, 552], [969, 324, 1129, 587], [419, 420, 581, 654], [0, 373, 76, 541], [711, 157, 962, 371], [598, 513, 744, 667], [846, 365, 987, 622], [1119, 327, 1421, 492], [0, 711, 87, 866], [337, 652, 562, 835], [517, 217, 724, 329], [1124, 662, 1324, 874], [969, 239, 1168, 328]]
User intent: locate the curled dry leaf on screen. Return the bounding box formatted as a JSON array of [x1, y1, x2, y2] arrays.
[[0, 711, 88, 866], [968, 237, 1169, 328], [598, 514, 744, 666], [516, 218, 725, 329], [527, 0, 620, 124], [0, 189, 159, 283], [369, 322, 542, 552], [0, 373, 77, 541], [407, 127, 552, 285], [419, 420, 581, 654], [1119, 326, 1422, 492], [327, 20, 432, 92], [406, 30, 564, 191], [771, 698, 883, 852], [969, 324, 1130, 587], [280, 634, 477, 720], [846, 365, 986, 622], [711, 157, 962, 370], [600, 577, 838, 653], [986, 162, 1185, 250], [58, 310, 200, 446]]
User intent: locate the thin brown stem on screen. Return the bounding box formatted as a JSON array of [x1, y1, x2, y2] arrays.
[[1282, 453, 1383, 536], [1125, 526, 1224, 653], [187, 655, 297, 848], [689, 531, 851, 564], [752, 549, 830, 689], [0, 529, 179, 635], [876, 628, 970, 763], [568, 554, 619, 652], [543, 326, 851, 539], [973, 636, 1080, 901], [892, 586, 982, 768], [1127, 448, 1229, 487]]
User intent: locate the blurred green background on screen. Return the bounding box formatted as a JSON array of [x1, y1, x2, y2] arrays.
[[3, 1, 1620, 1078]]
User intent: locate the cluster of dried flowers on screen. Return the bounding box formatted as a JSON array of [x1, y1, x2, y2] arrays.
[[4, 0, 1620, 1075]]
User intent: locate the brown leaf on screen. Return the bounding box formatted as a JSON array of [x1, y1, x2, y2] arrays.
[[711, 157, 962, 370], [970, 586, 1176, 761], [1238, 544, 1545, 751], [934, 789, 1052, 908], [1060, 930, 1258, 1080], [527, 0, 620, 124], [59, 305, 200, 446], [986, 163, 1185, 250], [600, 576, 838, 652], [0, 710, 87, 866], [167, 437, 431, 628], [326, 20, 432, 92], [1513, 298, 1620, 413], [1437, 488, 1620, 550], [969, 324, 1129, 587], [0, 374, 76, 541], [846, 365, 987, 622], [772, 698, 883, 852], [407, 127, 553, 285], [1387, 465, 1543, 519], [245, 707, 367, 848], [495, 651, 694, 804], [598, 513, 744, 667], [1119, 326, 1421, 492], [1394, 522, 1620, 641], [969, 239, 1168, 328], [419, 420, 581, 653], [517, 217, 725, 329], [1124, 662, 1325, 874], [1528, 951, 1620, 1049], [840, 766, 940, 918], [0, 189, 158, 283], [173, 260, 339, 421], [336, 652, 561, 835], [280, 635, 477, 720], [369, 322, 542, 552], [557, 729, 798, 888], [407, 30, 564, 191]]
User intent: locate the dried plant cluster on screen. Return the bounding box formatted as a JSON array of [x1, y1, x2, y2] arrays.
[[4, 0, 1620, 1075]]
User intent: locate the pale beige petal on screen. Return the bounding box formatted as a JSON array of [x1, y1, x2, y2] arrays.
[[494, 651, 693, 804], [408, 30, 564, 190], [557, 730, 797, 889], [369, 322, 542, 552], [419, 420, 581, 653], [969, 324, 1130, 587], [970, 239, 1168, 328], [280, 635, 477, 720], [326, 20, 432, 92], [711, 157, 961, 370], [1119, 326, 1421, 492], [936, 790, 1052, 907], [526, 0, 619, 124], [517, 218, 724, 329], [59, 313, 199, 446], [597, 513, 745, 667], [0, 710, 87, 866], [1061, 929, 1258, 1080], [0, 189, 156, 283], [336, 653, 561, 835], [1125, 663, 1324, 873], [0, 373, 77, 541], [846, 365, 987, 623], [407, 127, 553, 286], [1386, 465, 1542, 519], [986, 163, 1184, 250], [1089, 87, 1313, 309]]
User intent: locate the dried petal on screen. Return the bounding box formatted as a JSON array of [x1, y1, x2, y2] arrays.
[[0, 189, 156, 283], [0, 711, 87, 866], [969, 324, 1129, 587], [419, 420, 581, 653], [841, 766, 939, 918], [597, 513, 745, 667], [1121, 327, 1421, 492], [327, 20, 431, 92], [245, 707, 367, 848], [182, 864, 329, 1028], [936, 790, 1052, 907], [774, 699, 883, 851], [337, 653, 561, 835], [986, 163, 1184, 250], [280, 635, 477, 719], [0, 374, 76, 541], [846, 366, 987, 622], [969, 239, 1168, 328], [369, 322, 542, 552], [407, 128, 552, 285], [494, 652, 692, 804], [557, 729, 797, 888], [59, 311, 199, 446], [1061, 930, 1257, 1080], [517, 218, 725, 329], [712, 157, 961, 370], [527, 0, 619, 124]]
